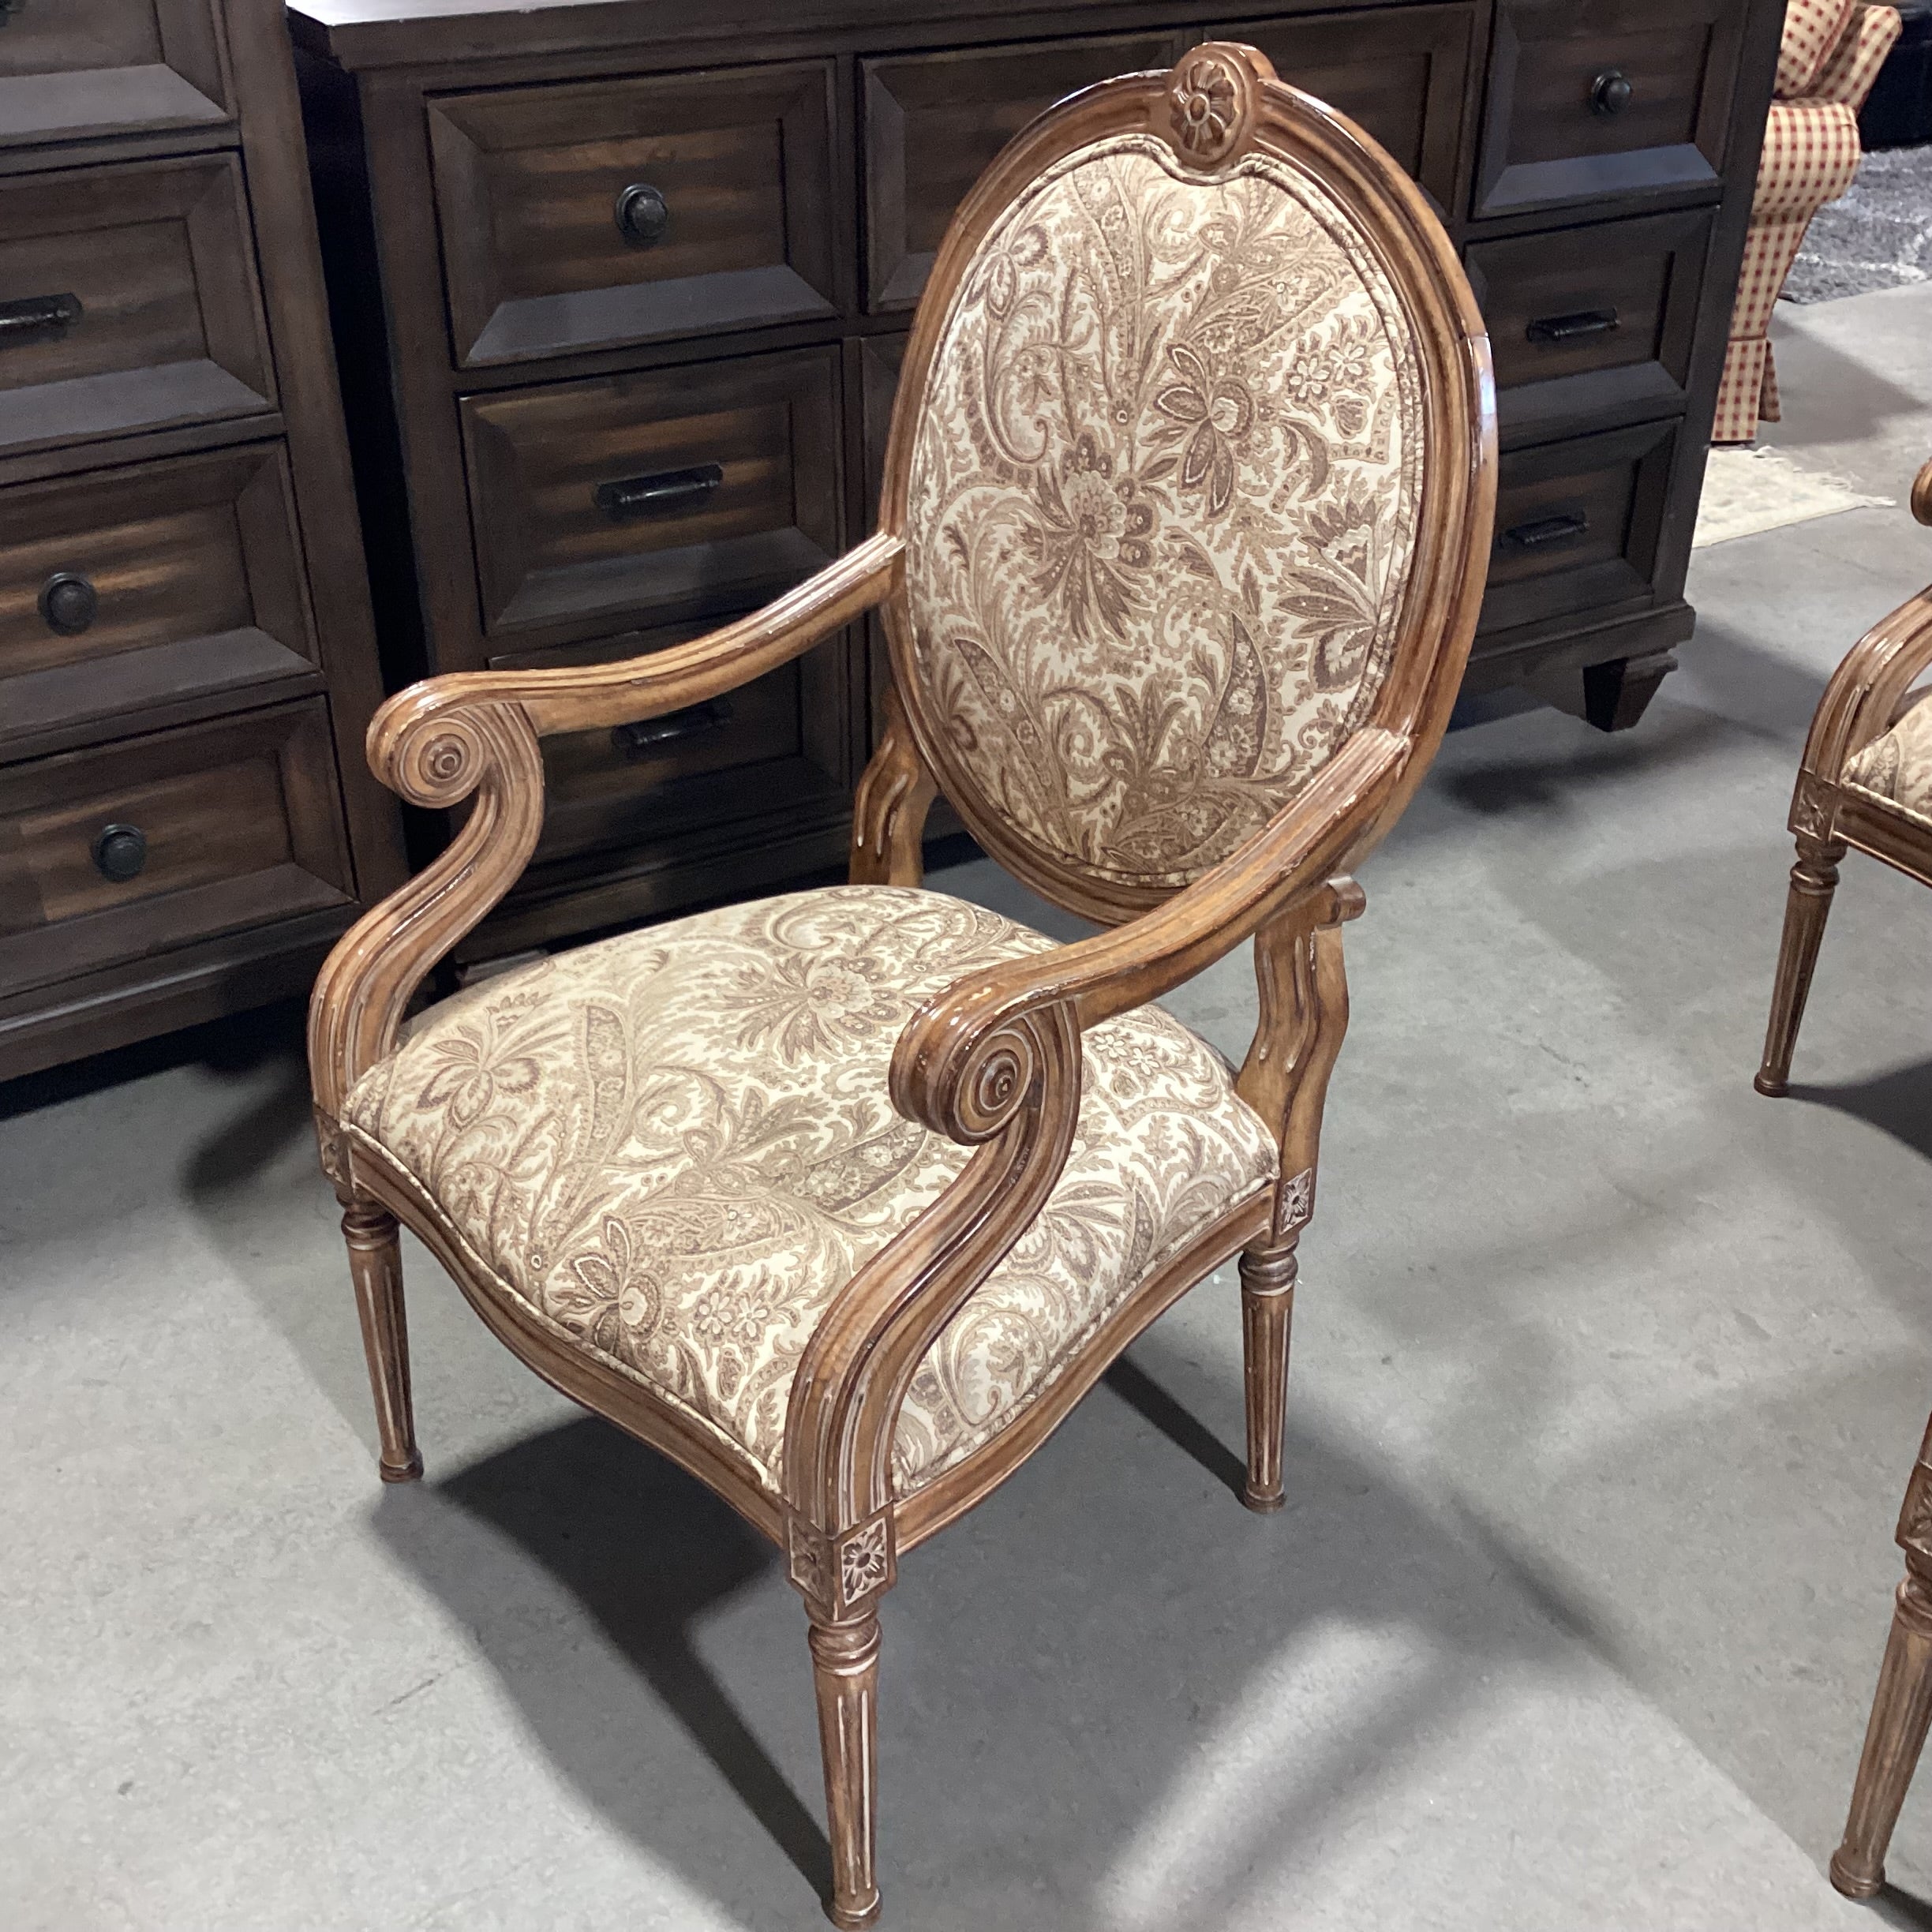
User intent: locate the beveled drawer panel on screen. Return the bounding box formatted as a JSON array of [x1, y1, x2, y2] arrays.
[[1474, 0, 1747, 218], [0, 156, 275, 459], [0, 700, 353, 998], [1466, 206, 1715, 444], [0, 0, 228, 148], [1478, 417, 1679, 638], [460, 345, 841, 642], [0, 444, 320, 762], [429, 61, 839, 367], [861, 31, 1186, 313], [1213, 4, 1473, 211]]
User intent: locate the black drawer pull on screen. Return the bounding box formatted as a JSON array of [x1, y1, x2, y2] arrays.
[[1590, 68, 1634, 117], [593, 462, 723, 522], [39, 571, 98, 636], [91, 823, 148, 883], [1526, 308, 1620, 346], [0, 293, 82, 345], [1503, 512, 1589, 549], [615, 182, 670, 248], [612, 697, 733, 758]]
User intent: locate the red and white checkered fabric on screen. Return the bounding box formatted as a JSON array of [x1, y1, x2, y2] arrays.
[[1778, 0, 1859, 97], [1715, 2, 1898, 443]]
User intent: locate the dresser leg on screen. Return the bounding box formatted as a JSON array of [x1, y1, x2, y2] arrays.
[[1582, 650, 1678, 732]]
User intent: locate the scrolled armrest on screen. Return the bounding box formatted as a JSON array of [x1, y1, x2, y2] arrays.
[[889, 728, 1410, 1144]]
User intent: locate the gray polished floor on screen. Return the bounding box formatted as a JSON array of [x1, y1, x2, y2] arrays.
[[6, 286, 1932, 1930]]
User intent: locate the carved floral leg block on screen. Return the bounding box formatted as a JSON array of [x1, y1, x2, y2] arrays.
[[1757, 836, 1847, 1097], [808, 1608, 883, 1930], [342, 1200, 422, 1482]]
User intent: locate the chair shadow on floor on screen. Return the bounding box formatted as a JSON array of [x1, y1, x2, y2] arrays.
[[1870, 1882, 1932, 1931], [371, 1343, 1586, 1929], [1788, 1055, 1932, 1165]]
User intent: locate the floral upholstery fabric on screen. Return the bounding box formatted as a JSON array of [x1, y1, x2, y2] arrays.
[[343, 887, 1279, 1497], [1846, 691, 1932, 827], [903, 134, 1425, 895]]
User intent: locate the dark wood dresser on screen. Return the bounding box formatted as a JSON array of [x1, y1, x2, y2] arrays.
[[0, 0, 402, 1081], [290, 0, 1782, 962]]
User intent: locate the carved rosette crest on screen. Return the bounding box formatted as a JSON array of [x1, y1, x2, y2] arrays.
[[1277, 1166, 1315, 1236], [313, 1108, 347, 1188], [1167, 49, 1254, 169], [1899, 1465, 1932, 1561], [1790, 773, 1835, 843], [788, 1511, 897, 1614]]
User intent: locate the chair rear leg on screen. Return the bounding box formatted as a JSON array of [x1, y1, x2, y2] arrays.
[[1238, 893, 1357, 1513], [1757, 836, 1846, 1096], [1834, 1553, 1932, 1896], [807, 1606, 883, 1929], [342, 1199, 423, 1482]]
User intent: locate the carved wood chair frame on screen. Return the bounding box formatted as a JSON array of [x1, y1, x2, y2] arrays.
[[1757, 453, 1932, 1099], [307, 44, 1496, 1927]]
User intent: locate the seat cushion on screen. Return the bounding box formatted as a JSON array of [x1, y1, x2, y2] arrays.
[[1846, 691, 1932, 828], [343, 886, 1279, 1498]]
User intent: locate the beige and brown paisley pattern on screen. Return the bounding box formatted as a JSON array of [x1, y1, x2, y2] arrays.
[[903, 133, 1425, 894], [1847, 691, 1932, 827], [343, 886, 1278, 1496]]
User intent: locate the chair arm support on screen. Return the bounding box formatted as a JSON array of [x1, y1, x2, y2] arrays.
[[1798, 586, 1932, 807], [306, 535, 904, 1127], [889, 728, 1411, 1145]]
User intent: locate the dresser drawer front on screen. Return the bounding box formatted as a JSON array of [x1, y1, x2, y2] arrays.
[[0, 0, 228, 148], [1468, 207, 1715, 442], [0, 156, 275, 459], [861, 31, 1186, 313], [1475, 0, 1747, 219], [1479, 419, 1679, 638], [461, 346, 841, 644], [0, 701, 352, 997], [1213, 5, 1474, 210], [0, 444, 319, 761], [429, 62, 839, 368]]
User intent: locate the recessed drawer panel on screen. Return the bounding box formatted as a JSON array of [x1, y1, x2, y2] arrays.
[[1213, 5, 1474, 210], [0, 0, 228, 148], [861, 32, 1185, 313], [1478, 418, 1679, 638], [1466, 207, 1715, 443], [0, 444, 320, 762], [1474, 0, 1747, 218], [429, 62, 839, 367], [0, 156, 275, 459], [460, 346, 841, 642], [0, 701, 353, 999]]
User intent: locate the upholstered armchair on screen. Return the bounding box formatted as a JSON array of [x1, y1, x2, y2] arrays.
[[1713, 0, 1902, 444], [1757, 451, 1932, 1098], [308, 44, 1497, 1926]]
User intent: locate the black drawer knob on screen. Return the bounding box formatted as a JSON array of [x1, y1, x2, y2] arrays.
[[1503, 511, 1590, 549], [615, 182, 669, 247], [612, 696, 733, 758], [1590, 69, 1634, 117], [0, 291, 82, 345], [39, 571, 98, 636], [1526, 308, 1620, 345], [92, 823, 148, 883], [593, 462, 723, 521]]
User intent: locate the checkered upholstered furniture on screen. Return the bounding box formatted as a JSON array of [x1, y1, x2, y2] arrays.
[[307, 45, 1499, 1926], [1714, 0, 1902, 443]]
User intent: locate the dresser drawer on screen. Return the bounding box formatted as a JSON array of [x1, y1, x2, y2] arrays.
[[0, 701, 353, 999], [461, 345, 841, 644], [428, 61, 838, 368], [1478, 418, 1679, 638], [1466, 207, 1715, 443], [0, 0, 227, 148], [0, 444, 319, 762], [0, 155, 275, 459], [1214, 4, 1473, 210], [861, 31, 1186, 313], [1474, 0, 1748, 218]]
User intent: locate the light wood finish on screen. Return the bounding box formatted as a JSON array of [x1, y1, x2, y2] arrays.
[[1756, 455, 1932, 1095], [309, 47, 1496, 1923], [1835, 1416, 1932, 1897], [341, 1200, 421, 1482]]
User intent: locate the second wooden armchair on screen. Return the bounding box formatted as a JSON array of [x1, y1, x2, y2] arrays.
[[308, 44, 1496, 1926]]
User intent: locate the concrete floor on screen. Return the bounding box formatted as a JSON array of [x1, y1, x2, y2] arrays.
[[6, 286, 1932, 1931]]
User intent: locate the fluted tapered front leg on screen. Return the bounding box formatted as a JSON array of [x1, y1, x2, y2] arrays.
[[1241, 1245, 1297, 1511], [1757, 837, 1845, 1096], [809, 1608, 882, 1928], [342, 1200, 421, 1482]]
